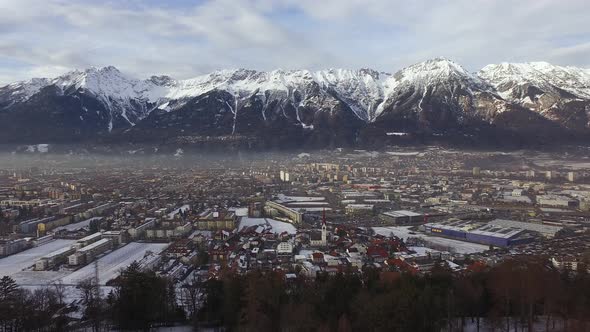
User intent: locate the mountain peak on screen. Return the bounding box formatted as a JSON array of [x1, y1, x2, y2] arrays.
[[392, 57, 478, 87], [81, 65, 126, 79], [421, 57, 467, 72], [427, 56, 456, 63]]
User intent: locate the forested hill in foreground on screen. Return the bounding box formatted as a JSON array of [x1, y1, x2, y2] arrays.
[[2, 257, 588, 331]]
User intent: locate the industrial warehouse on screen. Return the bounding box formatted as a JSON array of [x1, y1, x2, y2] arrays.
[[380, 210, 425, 225], [422, 219, 549, 247]]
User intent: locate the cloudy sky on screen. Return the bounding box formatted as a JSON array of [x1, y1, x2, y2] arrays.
[[1, 0, 589, 84]]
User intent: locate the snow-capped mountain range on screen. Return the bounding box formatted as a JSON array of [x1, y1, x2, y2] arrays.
[[1, 58, 589, 148]]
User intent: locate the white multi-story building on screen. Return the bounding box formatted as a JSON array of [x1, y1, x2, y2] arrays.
[[276, 242, 293, 255], [567, 171, 577, 182]]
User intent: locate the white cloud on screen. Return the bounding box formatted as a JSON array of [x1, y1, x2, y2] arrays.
[[0, 0, 589, 84], [25, 65, 71, 79]]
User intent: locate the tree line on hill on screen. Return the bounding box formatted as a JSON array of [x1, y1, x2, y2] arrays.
[[195, 257, 590, 332], [0, 263, 184, 331], [0, 257, 589, 331]]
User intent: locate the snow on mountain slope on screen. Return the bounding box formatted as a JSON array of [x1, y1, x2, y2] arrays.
[[6, 66, 153, 104], [392, 57, 483, 87], [479, 62, 590, 130], [479, 62, 590, 100], [0, 66, 161, 130], [374, 58, 511, 123], [3, 78, 51, 103], [311, 68, 392, 121], [154, 68, 392, 121], [1, 67, 395, 124], [2, 58, 590, 141]]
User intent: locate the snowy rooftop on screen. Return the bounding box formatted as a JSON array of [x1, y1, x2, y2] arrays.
[[275, 194, 326, 204], [489, 219, 562, 235], [383, 210, 422, 218]]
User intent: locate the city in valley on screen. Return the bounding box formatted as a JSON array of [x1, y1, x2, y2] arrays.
[[3, 0, 590, 330], [0, 147, 589, 331]]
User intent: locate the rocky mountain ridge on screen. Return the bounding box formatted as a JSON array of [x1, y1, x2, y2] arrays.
[[1, 58, 589, 148]]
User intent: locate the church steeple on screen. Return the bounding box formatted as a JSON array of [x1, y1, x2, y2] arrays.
[[321, 208, 327, 245]]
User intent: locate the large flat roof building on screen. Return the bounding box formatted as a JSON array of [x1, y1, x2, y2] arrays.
[[380, 210, 424, 225], [424, 219, 536, 247], [488, 219, 562, 238]]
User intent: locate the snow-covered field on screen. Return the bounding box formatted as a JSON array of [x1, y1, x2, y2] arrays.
[[54, 217, 100, 232], [3, 242, 168, 286], [25, 144, 49, 153], [265, 219, 297, 234], [167, 205, 190, 219], [0, 239, 75, 277], [239, 217, 297, 235], [533, 159, 590, 170], [62, 242, 169, 284], [372, 226, 488, 254]]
